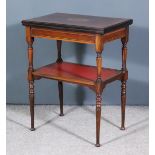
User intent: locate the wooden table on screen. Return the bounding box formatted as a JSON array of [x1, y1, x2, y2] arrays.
[[22, 13, 133, 147]]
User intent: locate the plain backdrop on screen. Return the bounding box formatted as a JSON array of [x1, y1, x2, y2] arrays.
[[6, 0, 148, 105]]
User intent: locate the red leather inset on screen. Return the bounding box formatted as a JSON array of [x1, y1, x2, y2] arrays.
[[33, 62, 120, 83]]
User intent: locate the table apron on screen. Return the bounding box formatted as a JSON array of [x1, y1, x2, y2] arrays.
[[31, 27, 96, 44], [30, 27, 127, 45], [102, 28, 127, 43]]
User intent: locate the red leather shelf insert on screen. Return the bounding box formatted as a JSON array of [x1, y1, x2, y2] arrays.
[[33, 62, 122, 85]]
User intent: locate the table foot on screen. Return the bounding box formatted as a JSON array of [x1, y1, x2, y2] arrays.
[[95, 143, 100, 147], [120, 127, 125, 130], [30, 128, 35, 131], [59, 113, 64, 116]]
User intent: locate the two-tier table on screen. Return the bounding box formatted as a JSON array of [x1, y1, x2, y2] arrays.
[[22, 13, 133, 147]]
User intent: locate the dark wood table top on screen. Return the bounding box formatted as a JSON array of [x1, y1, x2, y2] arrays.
[[22, 13, 133, 34]]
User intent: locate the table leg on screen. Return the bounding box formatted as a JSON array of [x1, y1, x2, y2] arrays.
[[121, 80, 126, 130], [120, 36, 128, 130], [96, 93, 102, 147], [58, 81, 64, 116], [56, 40, 64, 116], [26, 27, 35, 131], [95, 35, 103, 147], [29, 80, 35, 131]]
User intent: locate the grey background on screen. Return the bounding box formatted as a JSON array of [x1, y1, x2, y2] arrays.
[[6, 0, 149, 105]]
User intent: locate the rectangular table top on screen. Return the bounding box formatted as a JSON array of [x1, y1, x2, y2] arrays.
[[22, 13, 133, 34]]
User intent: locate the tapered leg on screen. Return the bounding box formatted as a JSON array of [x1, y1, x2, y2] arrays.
[[96, 94, 102, 147], [58, 81, 64, 116], [120, 80, 126, 130], [29, 80, 35, 131]]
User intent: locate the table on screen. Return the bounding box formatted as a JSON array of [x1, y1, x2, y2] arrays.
[[22, 13, 133, 147]]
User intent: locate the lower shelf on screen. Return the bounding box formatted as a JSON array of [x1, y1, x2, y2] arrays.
[[32, 62, 122, 86]]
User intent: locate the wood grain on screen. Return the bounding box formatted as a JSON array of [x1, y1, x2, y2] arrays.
[[31, 28, 95, 44]]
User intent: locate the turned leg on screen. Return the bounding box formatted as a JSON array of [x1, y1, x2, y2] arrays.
[[95, 35, 104, 147], [56, 40, 63, 63], [56, 40, 64, 116], [120, 35, 128, 130], [121, 80, 126, 130], [29, 80, 35, 131], [58, 81, 64, 116], [26, 27, 35, 131], [96, 93, 102, 147]]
